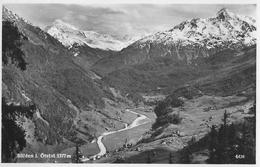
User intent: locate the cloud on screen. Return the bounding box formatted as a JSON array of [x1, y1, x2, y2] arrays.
[[5, 4, 256, 41]]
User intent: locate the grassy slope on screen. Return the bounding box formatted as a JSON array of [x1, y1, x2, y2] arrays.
[[96, 45, 256, 163], [93, 45, 255, 101], [2, 12, 129, 157]]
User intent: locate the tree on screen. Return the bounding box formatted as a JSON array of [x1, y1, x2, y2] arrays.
[[169, 152, 173, 163], [147, 151, 152, 163], [207, 107, 255, 164], [154, 101, 168, 117], [187, 136, 196, 146], [216, 111, 229, 162], [208, 125, 218, 163], [208, 111, 230, 163], [180, 148, 191, 163], [2, 98, 34, 162], [2, 20, 27, 70], [223, 110, 228, 127], [168, 112, 182, 124], [71, 143, 83, 163]]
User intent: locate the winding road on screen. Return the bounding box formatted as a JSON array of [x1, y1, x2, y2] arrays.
[[81, 109, 151, 162]]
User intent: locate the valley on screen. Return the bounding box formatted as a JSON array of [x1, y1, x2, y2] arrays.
[[65, 94, 254, 163], [1, 5, 256, 164]]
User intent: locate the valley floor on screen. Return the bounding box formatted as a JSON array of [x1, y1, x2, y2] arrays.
[[16, 94, 254, 163], [89, 95, 254, 163]]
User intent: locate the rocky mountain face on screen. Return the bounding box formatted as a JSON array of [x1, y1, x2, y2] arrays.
[[2, 7, 128, 152], [46, 19, 132, 51], [2, 6, 256, 163], [46, 20, 128, 52], [127, 9, 257, 154], [91, 8, 256, 96], [92, 8, 256, 75], [133, 8, 255, 51], [44, 19, 120, 69]]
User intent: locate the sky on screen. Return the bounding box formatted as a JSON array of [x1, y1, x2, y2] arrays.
[[4, 4, 256, 40]]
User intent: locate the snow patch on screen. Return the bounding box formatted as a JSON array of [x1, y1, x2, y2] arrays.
[[133, 8, 256, 52], [46, 19, 138, 51]]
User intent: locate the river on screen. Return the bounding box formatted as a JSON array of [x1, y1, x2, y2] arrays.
[[80, 109, 151, 162]]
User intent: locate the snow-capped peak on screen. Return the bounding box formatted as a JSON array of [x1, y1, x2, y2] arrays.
[[133, 8, 256, 49], [51, 19, 78, 31], [216, 8, 234, 20], [46, 20, 133, 51]]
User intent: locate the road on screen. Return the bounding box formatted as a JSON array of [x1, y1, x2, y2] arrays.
[[81, 109, 151, 162]]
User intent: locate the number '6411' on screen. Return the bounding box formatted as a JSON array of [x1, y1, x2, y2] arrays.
[[235, 154, 245, 159]]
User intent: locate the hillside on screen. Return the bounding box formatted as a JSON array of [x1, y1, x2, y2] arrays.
[[91, 8, 256, 97], [45, 20, 120, 69], [86, 9, 256, 163], [2, 7, 133, 160], [1, 6, 256, 164], [94, 45, 256, 164]]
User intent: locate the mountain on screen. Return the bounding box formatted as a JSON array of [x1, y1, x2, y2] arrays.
[[2, 6, 256, 163], [45, 20, 125, 68], [46, 19, 133, 51], [97, 9, 256, 163], [143, 45, 255, 159], [133, 8, 256, 51], [91, 8, 256, 96], [2, 6, 131, 159], [92, 8, 256, 75]]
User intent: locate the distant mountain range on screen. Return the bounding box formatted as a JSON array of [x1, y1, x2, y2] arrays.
[[45, 19, 138, 51], [134, 8, 256, 50], [2, 6, 256, 163], [91, 8, 256, 95], [92, 8, 256, 75]]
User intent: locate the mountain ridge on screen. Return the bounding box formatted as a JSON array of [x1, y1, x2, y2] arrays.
[[131, 8, 256, 51], [2, 6, 132, 154], [45, 19, 137, 51], [92, 8, 256, 76]]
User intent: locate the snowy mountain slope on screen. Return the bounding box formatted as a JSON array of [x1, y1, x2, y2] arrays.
[[92, 8, 256, 77], [46, 20, 134, 51], [133, 8, 256, 50]]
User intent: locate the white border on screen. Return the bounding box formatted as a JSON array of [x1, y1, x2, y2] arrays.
[[0, 0, 258, 4], [0, 0, 259, 167]]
